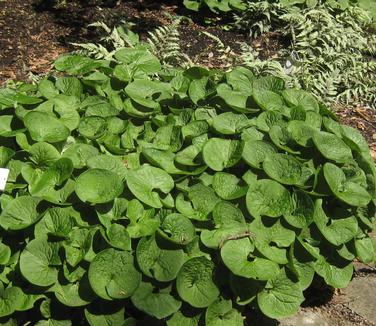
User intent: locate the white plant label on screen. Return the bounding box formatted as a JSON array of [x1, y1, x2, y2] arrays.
[[0, 168, 10, 191]]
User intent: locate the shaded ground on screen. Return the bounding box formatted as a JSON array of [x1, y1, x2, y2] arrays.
[[337, 106, 376, 160], [245, 262, 376, 326], [0, 0, 245, 82], [279, 262, 376, 326], [1, 1, 376, 325]]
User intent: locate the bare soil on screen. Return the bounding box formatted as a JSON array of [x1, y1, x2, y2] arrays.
[[0, 0, 246, 82]]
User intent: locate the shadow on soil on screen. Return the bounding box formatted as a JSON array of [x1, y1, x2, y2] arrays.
[[244, 275, 335, 325]]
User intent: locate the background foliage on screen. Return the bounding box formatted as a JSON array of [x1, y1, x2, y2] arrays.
[[66, 0, 376, 108]]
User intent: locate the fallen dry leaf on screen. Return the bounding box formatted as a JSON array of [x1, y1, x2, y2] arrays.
[[370, 150, 376, 161]]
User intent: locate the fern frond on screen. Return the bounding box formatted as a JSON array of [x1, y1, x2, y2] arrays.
[[70, 42, 114, 60], [146, 18, 191, 66], [237, 3, 376, 108]]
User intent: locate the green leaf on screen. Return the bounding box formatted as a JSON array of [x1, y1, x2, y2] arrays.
[[159, 213, 196, 245], [257, 269, 304, 319], [56, 77, 83, 98], [256, 111, 284, 132], [201, 221, 248, 249], [183, 0, 200, 10], [313, 131, 353, 163], [175, 145, 202, 167], [0, 287, 28, 318], [214, 201, 246, 227], [226, 67, 254, 92], [0, 146, 15, 167], [304, 110, 322, 130], [125, 80, 171, 103], [221, 238, 280, 280], [34, 207, 75, 239], [355, 237, 375, 263], [212, 172, 248, 200], [114, 48, 161, 75], [284, 191, 314, 228], [136, 235, 185, 282], [253, 89, 284, 111], [62, 143, 99, 169], [181, 120, 209, 139], [0, 196, 41, 231], [167, 311, 201, 326], [282, 89, 319, 112], [54, 55, 103, 75], [28, 159, 75, 204], [20, 239, 60, 287], [288, 241, 315, 290], [323, 163, 371, 206], [287, 121, 315, 147], [0, 88, 42, 107], [142, 148, 183, 174], [78, 116, 107, 140], [269, 125, 299, 154], [242, 140, 277, 169], [230, 275, 262, 306], [205, 298, 244, 326], [189, 77, 213, 104], [24, 111, 70, 143], [201, 201, 248, 249], [75, 169, 124, 204], [0, 242, 11, 265], [36, 319, 72, 325], [203, 138, 244, 171], [253, 76, 285, 111], [176, 183, 221, 221], [340, 125, 369, 153], [39, 79, 59, 99], [84, 306, 128, 326], [212, 112, 249, 135], [104, 223, 131, 251], [263, 153, 313, 186], [0, 115, 25, 137], [52, 96, 81, 131], [29, 142, 60, 167], [313, 199, 358, 246], [53, 277, 96, 307], [88, 248, 141, 300], [246, 179, 293, 218], [85, 101, 119, 117], [95, 198, 127, 227], [87, 155, 127, 181], [314, 255, 353, 288], [176, 257, 219, 308], [131, 281, 181, 319], [216, 84, 256, 113], [127, 165, 174, 208], [254, 76, 285, 93], [249, 219, 296, 264]]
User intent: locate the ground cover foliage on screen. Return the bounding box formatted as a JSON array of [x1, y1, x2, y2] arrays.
[[0, 41, 375, 324]]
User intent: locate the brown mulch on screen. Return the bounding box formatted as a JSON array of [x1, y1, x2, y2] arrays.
[[336, 105, 376, 159], [0, 0, 247, 83], [0, 0, 68, 82]]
